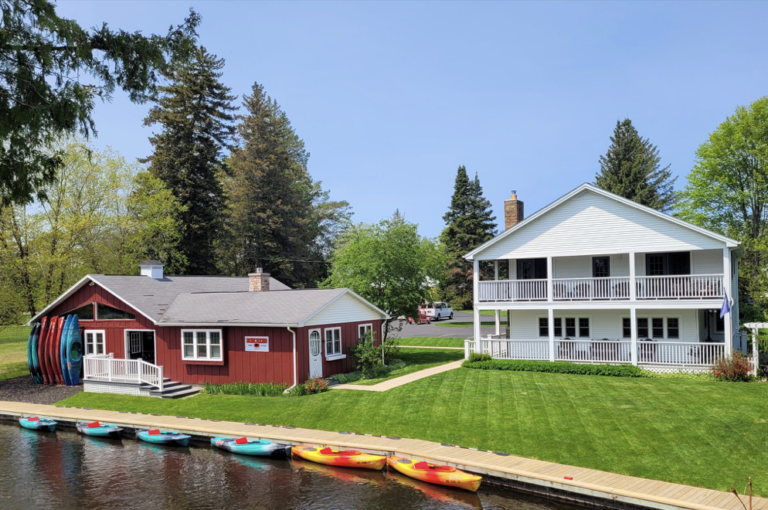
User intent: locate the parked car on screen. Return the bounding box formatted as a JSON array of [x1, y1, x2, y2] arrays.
[[419, 302, 453, 321]]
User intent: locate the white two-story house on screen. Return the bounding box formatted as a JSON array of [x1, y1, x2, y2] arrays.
[[464, 184, 744, 372]]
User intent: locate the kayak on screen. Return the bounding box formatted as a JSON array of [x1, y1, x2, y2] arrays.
[[387, 456, 482, 492], [48, 317, 60, 385], [137, 429, 191, 447], [211, 437, 290, 458], [26, 324, 38, 384], [60, 316, 72, 386], [30, 323, 41, 384], [77, 421, 124, 438], [54, 316, 66, 384], [67, 315, 83, 385], [291, 445, 386, 470], [38, 317, 49, 384], [19, 417, 57, 432]]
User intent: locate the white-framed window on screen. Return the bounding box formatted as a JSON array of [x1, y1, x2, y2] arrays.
[[325, 327, 344, 359], [563, 317, 590, 338], [181, 329, 222, 361], [358, 323, 373, 340], [538, 318, 563, 338], [625, 317, 680, 339], [84, 330, 105, 356]]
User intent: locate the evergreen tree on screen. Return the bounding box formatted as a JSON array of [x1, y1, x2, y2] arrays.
[[439, 166, 496, 309], [219, 82, 351, 287], [142, 47, 237, 275], [595, 119, 677, 212]]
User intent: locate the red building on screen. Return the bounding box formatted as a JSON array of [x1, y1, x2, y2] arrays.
[[31, 261, 388, 397]]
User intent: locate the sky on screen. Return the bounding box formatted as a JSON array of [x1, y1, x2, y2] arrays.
[[57, 1, 768, 238]]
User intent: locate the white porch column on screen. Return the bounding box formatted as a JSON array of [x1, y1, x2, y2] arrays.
[[630, 308, 638, 366], [548, 308, 555, 362], [723, 248, 733, 358], [547, 256, 553, 303], [473, 258, 481, 353], [629, 252, 636, 301], [494, 261, 501, 335]]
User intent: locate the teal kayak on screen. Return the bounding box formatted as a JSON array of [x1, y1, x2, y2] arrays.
[[67, 315, 82, 385], [26, 324, 38, 383], [211, 437, 290, 458], [77, 421, 124, 438], [19, 417, 57, 432], [137, 429, 191, 447], [61, 315, 72, 386], [30, 324, 41, 384]]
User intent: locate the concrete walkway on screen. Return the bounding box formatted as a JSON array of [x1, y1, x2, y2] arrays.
[[331, 360, 464, 391], [0, 400, 763, 510]]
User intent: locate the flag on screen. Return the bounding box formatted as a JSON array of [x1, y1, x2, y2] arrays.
[[720, 291, 730, 318]]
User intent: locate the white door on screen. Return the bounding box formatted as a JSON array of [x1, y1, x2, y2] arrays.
[[309, 330, 322, 378]]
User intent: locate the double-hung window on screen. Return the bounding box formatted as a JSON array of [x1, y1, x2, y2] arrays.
[[325, 328, 343, 358], [637, 318, 649, 338], [622, 318, 631, 338], [667, 318, 679, 339], [564, 318, 589, 338], [652, 318, 664, 339], [539, 318, 563, 337], [84, 330, 105, 356], [358, 324, 373, 340], [181, 330, 222, 361]]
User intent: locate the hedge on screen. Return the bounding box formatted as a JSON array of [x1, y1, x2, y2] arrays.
[[462, 359, 648, 377]]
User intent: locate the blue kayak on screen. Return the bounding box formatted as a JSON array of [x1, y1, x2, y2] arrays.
[[60, 315, 72, 386], [67, 315, 83, 385], [19, 417, 57, 432], [30, 324, 41, 384], [77, 421, 124, 438], [26, 324, 38, 383], [211, 437, 290, 458], [137, 429, 191, 447]]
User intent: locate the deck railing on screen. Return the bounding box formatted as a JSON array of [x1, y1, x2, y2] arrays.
[[637, 341, 724, 365], [84, 355, 164, 391], [554, 340, 632, 362], [635, 274, 724, 299], [552, 277, 630, 301], [480, 339, 550, 360], [478, 279, 547, 302]]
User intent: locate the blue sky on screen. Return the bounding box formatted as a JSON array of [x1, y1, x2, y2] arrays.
[[58, 1, 768, 238]]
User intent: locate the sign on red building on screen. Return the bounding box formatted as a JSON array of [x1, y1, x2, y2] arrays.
[[245, 336, 269, 353]]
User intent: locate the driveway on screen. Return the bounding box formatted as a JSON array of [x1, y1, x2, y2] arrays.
[[397, 311, 504, 338]]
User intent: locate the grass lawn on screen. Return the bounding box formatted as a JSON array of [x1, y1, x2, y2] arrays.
[[435, 321, 507, 328], [0, 326, 31, 382], [59, 368, 768, 495], [398, 337, 465, 348], [354, 348, 464, 385], [459, 310, 497, 316]]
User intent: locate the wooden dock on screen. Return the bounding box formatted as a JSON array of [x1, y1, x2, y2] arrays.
[[0, 400, 763, 510]]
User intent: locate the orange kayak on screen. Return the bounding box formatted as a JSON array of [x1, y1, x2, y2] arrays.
[[291, 445, 386, 470], [387, 456, 482, 492]]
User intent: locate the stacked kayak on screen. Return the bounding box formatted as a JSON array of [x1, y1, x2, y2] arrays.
[[26, 314, 82, 386], [137, 429, 191, 447], [292, 445, 386, 470], [77, 421, 124, 439], [211, 437, 290, 458], [387, 456, 482, 492], [19, 417, 57, 432]]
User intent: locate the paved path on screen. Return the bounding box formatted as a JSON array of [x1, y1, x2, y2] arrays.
[[331, 360, 464, 391], [0, 400, 762, 510]]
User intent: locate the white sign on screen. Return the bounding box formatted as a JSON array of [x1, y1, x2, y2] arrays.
[[245, 336, 269, 353]]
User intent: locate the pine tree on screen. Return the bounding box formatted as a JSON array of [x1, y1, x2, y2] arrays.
[[439, 167, 496, 309], [142, 47, 237, 275], [595, 119, 677, 212]]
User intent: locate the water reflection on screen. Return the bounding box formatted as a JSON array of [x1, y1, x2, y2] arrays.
[[0, 423, 582, 510]]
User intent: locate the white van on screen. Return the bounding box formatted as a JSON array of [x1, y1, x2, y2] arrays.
[[419, 302, 453, 321]]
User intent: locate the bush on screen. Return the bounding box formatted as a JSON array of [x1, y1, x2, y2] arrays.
[[305, 377, 329, 394], [463, 359, 648, 377], [382, 338, 401, 365], [349, 331, 382, 375], [204, 381, 287, 396], [286, 384, 308, 396], [334, 359, 407, 384], [468, 352, 492, 363], [711, 352, 754, 382]]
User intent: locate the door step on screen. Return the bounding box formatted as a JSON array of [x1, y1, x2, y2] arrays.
[[141, 379, 201, 399]]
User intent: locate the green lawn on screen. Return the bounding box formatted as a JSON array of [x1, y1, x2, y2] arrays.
[[435, 321, 507, 328], [398, 337, 466, 348], [0, 326, 31, 381], [354, 348, 463, 385], [459, 310, 497, 316], [59, 368, 768, 495]]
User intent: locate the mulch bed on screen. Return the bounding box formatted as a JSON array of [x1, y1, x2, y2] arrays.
[[0, 376, 81, 405]]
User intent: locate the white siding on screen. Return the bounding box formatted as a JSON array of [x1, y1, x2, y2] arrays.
[[509, 309, 699, 342], [303, 292, 383, 326], [476, 190, 725, 260], [692, 249, 722, 275], [553, 254, 629, 278]]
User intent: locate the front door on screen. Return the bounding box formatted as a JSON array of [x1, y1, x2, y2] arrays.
[[128, 331, 155, 364], [309, 330, 322, 378]]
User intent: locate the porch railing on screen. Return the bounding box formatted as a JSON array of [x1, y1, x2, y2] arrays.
[[84, 355, 164, 391], [478, 279, 548, 302], [636, 274, 724, 299], [637, 341, 724, 365], [552, 277, 630, 301], [481, 339, 550, 360], [554, 340, 632, 362]]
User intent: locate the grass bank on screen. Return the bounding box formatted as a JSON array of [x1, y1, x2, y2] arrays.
[[0, 326, 31, 382], [59, 368, 768, 495], [353, 348, 463, 385], [397, 337, 465, 348]]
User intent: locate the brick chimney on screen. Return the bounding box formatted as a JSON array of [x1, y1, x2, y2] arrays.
[[504, 190, 524, 230], [248, 268, 270, 292]]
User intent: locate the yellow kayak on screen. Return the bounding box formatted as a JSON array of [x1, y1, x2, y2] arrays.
[[291, 445, 386, 470], [387, 456, 482, 492]]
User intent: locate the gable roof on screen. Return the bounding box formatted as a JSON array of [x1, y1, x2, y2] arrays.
[[464, 183, 739, 260]]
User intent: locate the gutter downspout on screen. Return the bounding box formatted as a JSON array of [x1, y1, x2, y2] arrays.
[[285, 327, 298, 393]]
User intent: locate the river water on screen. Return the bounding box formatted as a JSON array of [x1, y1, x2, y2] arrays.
[[0, 423, 581, 510]]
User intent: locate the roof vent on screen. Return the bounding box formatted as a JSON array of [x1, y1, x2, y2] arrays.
[[139, 260, 164, 280]]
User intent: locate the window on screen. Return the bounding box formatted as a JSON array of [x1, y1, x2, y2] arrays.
[[309, 330, 321, 356], [539, 318, 548, 337], [565, 318, 576, 338], [84, 330, 105, 356], [579, 318, 590, 338], [592, 257, 610, 278], [564, 317, 589, 338], [637, 318, 649, 338], [622, 318, 631, 338], [181, 330, 222, 361], [325, 328, 342, 358], [516, 258, 547, 280], [358, 324, 373, 340], [667, 318, 679, 339], [96, 303, 135, 321], [645, 252, 691, 276], [652, 318, 664, 338], [553, 318, 562, 337], [64, 303, 94, 320], [715, 313, 724, 332]]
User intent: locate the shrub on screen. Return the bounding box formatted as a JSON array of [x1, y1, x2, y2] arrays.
[[286, 384, 308, 396], [463, 359, 648, 377], [204, 381, 287, 396], [349, 331, 382, 375], [711, 352, 754, 382], [334, 359, 407, 384], [305, 377, 329, 394], [381, 337, 401, 365], [467, 352, 492, 363]]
